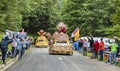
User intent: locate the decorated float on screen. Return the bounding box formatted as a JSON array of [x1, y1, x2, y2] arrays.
[[49, 22, 73, 55], [35, 29, 48, 48]]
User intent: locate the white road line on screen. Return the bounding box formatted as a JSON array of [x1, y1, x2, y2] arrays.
[[59, 57, 63, 60]]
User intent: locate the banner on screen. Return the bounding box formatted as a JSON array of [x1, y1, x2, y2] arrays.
[[6, 29, 27, 38]]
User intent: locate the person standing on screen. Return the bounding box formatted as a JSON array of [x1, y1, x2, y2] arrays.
[[1, 35, 12, 64], [117, 41, 120, 57], [15, 37, 25, 60], [118, 43, 120, 56], [93, 40, 99, 59], [11, 36, 17, 57], [87, 36, 94, 58], [21, 38, 27, 59], [83, 38, 88, 56], [88, 36, 94, 51], [109, 41, 118, 65], [73, 40, 79, 51], [99, 38, 104, 61], [78, 39, 83, 53]]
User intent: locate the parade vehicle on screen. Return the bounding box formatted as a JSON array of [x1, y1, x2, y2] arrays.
[[35, 36, 48, 48], [35, 29, 48, 48], [49, 22, 73, 55], [49, 39, 73, 55]]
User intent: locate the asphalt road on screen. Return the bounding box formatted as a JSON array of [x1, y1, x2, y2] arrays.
[[6, 47, 120, 71]]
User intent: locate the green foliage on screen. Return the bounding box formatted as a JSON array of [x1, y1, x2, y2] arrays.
[[0, 0, 61, 35], [108, 0, 120, 37], [0, 0, 22, 32], [21, 0, 61, 34], [0, 0, 120, 37], [61, 0, 116, 36]]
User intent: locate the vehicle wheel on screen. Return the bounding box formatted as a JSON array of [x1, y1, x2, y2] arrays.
[[69, 51, 73, 56], [49, 51, 53, 55], [50, 52, 53, 55]]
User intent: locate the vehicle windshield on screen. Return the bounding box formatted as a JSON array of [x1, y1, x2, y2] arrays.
[[39, 40, 44, 42], [55, 42, 68, 46]]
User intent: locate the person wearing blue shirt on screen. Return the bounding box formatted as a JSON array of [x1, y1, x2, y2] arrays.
[[15, 37, 26, 60], [73, 40, 79, 51], [1, 35, 12, 64]]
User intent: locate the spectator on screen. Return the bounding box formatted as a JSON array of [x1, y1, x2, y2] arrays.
[[83, 38, 88, 56], [73, 40, 79, 51], [88, 36, 94, 51], [87, 36, 94, 58], [1, 35, 12, 64], [117, 41, 120, 57], [93, 40, 99, 59], [26, 38, 32, 49], [69, 37, 73, 44], [78, 39, 83, 53], [109, 41, 118, 65], [99, 38, 104, 61], [11, 35, 17, 57], [15, 37, 26, 60], [21, 38, 27, 59]]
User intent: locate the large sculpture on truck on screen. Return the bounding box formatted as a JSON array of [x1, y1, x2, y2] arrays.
[[49, 22, 73, 55]]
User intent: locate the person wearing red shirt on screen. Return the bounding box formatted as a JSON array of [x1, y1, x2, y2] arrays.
[[93, 40, 100, 59]]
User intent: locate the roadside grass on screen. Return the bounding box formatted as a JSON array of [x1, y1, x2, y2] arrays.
[[0, 59, 2, 64], [0, 45, 33, 65], [0, 32, 4, 40], [0, 32, 4, 59], [0, 31, 33, 65], [0, 56, 12, 64], [117, 61, 120, 66]]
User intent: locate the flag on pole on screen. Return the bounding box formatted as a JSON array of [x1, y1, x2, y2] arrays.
[[71, 27, 80, 41]]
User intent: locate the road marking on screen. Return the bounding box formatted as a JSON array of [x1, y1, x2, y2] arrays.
[[37, 49, 48, 52], [59, 57, 63, 60]]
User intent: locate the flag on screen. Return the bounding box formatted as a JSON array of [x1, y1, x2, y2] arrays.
[[71, 27, 80, 41], [71, 27, 80, 37]]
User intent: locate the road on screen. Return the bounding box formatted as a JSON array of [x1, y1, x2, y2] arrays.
[[6, 47, 120, 71]]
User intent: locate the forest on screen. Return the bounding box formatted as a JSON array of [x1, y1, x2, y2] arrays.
[[0, 0, 120, 37]]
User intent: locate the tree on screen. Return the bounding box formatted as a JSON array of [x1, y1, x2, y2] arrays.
[[107, 0, 120, 37], [61, 0, 116, 36], [0, 0, 22, 32]]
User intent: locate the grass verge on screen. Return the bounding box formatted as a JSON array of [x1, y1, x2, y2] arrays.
[[0, 45, 33, 65]]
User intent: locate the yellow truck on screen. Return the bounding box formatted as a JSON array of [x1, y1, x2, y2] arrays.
[[35, 36, 48, 48]]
